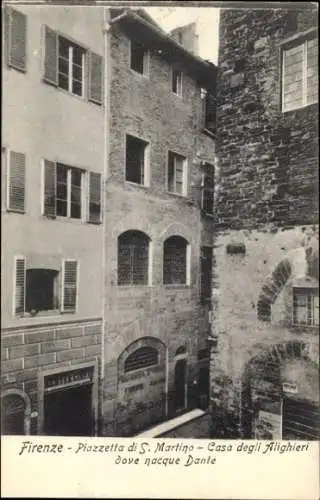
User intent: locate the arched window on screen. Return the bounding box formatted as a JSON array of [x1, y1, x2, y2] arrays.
[[163, 236, 188, 285], [1, 393, 26, 435], [118, 231, 150, 285], [124, 346, 159, 372]]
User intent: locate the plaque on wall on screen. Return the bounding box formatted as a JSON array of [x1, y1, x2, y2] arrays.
[[44, 366, 94, 392]]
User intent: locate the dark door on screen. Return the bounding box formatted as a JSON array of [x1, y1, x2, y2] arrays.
[[174, 359, 186, 411], [44, 384, 93, 436], [282, 397, 320, 440], [1, 394, 25, 435], [198, 366, 209, 409]]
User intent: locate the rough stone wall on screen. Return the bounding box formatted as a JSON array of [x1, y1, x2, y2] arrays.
[[1, 320, 102, 434], [216, 8, 318, 229], [212, 7, 319, 437], [101, 26, 215, 435]]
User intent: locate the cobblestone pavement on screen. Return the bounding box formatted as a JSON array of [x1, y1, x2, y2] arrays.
[[159, 413, 211, 439]]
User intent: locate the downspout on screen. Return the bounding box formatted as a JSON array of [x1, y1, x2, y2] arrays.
[[100, 6, 111, 433]]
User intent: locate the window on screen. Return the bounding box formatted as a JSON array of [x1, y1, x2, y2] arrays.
[[58, 36, 85, 97], [118, 231, 150, 286], [126, 134, 149, 186], [201, 164, 214, 215], [204, 92, 216, 134], [293, 288, 319, 326], [172, 68, 182, 96], [13, 257, 78, 316], [6, 150, 26, 213], [167, 151, 187, 196], [62, 260, 78, 312], [282, 36, 318, 112], [4, 7, 27, 72], [26, 269, 59, 313], [43, 160, 101, 222], [163, 236, 188, 285], [43, 161, 84, 220], [130, 40, 148, 75], [43, 26, 103, 105], [200, 246, 213, 302], [124, 347, 158, 372]]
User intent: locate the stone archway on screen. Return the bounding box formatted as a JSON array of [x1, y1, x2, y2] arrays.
[[115, 337, 167, 436], [241, 340, 319, 440], [1, 389, 31, 435]]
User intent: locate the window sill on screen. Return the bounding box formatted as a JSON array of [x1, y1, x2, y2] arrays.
[[202, 127, 216, 139], [15, 309, 64, 320], [166, 190, 187, 199], [129, 68, 149, 79], [164, 284, 191, 290], [201, 210, 214, 219], [282, 101, 318, 114], [7, 63, 27, 74], [171, 91, 183, 99], [43, 79, 103, 108], [125, 181, 149, 189], [5, 208, 25, 215]]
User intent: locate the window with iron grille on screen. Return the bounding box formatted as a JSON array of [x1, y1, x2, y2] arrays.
[[124, 347, 158, 372], [7, 150, 26, 213], [167, 151, 187, 196], [4, 7, 27, 73], [172, 68, 182, 96], [282, 36, 318, 112], [201, 164, 214, 215], [163, 236, 188, 285], [130, 39, 148, 75], [62, 260, 78, 312], [125, 135, 149, 186], [118, 231, 150, 286], [293, 288, 319, 326], [200, 246, 213, 302], [43, 26, 103, 105]]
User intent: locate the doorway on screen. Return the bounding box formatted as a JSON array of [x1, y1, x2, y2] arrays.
[[282, 396, 320, 440], [44, 384, 93, 436], [174, 359, 187, 411]]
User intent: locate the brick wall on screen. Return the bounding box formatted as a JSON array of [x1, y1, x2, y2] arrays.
[[216, 8, 318, 229]]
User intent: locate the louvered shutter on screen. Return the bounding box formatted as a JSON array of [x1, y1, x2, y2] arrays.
[[88, 172, 102, 223], [8, 151, 26, 212], [15, 258, 26, 315], [88, 51, 103, 105], [62, 260, 78, 312], [43, 160, 56, 217], [5, 7, 27, 72], [44, 26, 58, 85], [205, 93, 216, 134]]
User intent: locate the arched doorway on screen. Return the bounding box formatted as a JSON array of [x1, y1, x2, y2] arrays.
[[241, 341, 319, 440], [116, 337, 167, 436], [174, 359, 187, 411], [1, 391, 30, 435]]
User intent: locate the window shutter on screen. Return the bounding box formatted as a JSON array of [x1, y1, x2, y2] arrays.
[[15, 258, 25, 315], [8, 151, 26, 212], [88, 51, 103, 105], [5, 7, 27, 72], [43, 160, 57, 217], [88, 172, 102, 223], [62, 260, 78, 312], [44, 26, 58, 85]]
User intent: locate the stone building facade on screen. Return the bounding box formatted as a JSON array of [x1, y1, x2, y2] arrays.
[[101, 9, 216, 436], [1, 6, 217, 437], [211, 7, 319, 439]]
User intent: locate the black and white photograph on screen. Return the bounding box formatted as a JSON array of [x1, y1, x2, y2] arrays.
[[1, 0, 319, 497]]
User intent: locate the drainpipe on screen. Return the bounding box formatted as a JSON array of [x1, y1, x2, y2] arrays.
[[100, 7, 111, 430]]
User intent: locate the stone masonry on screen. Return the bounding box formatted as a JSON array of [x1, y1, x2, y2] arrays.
[[211, 7, 319, 438]]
